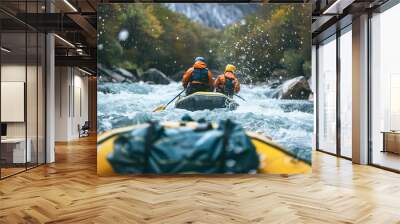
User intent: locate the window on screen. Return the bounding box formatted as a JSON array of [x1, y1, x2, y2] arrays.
[[370, 3, 400, 171], [0, 2, 47, 179], [317, 35, 337, 154], [339, 27, 352, 158]]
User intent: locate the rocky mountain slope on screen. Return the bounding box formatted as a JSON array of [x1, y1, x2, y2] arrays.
[[164, 3, 258, 29]]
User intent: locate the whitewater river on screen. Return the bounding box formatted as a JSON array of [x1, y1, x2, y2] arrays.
[[98, 82, 313, 163]]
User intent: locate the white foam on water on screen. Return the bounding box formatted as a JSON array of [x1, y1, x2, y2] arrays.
[[98, 82, 313, 162]]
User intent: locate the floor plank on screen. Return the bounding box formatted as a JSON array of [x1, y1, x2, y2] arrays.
[[0, 136, 399, 224]]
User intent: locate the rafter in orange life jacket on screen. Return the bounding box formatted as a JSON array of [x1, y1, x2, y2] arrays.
[[214, 71, 240, 94], [182, 61, 214, 88]]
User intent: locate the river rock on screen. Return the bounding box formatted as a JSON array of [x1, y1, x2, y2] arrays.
[[268, 76, 312, 100], [109, 71, 132, 83], [98, 65, 138, 83], [98, 65, 113, 82], [114, 68, 138, 82], [141, 68, 173, 84], [281, 76, 312, 99]]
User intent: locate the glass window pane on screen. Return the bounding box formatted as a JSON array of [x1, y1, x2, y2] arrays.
[[1, 30, 27, 177], [27, 31, 38, 169], [318, 36, 337, 154], [38, 32, 45, 165], [1, 1, 46, 178], [371, 4, 400, 171], [26, 0, 39, 169], [340, 28, 352, 158]]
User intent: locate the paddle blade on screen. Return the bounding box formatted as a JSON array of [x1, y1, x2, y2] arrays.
[[153, 105, 166, 112]]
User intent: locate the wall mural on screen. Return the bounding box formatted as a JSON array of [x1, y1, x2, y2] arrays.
[[97, 3, 313, 175]]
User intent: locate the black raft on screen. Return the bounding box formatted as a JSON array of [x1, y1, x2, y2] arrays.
[[175, 92, 238, 111], [107, 119, 259, 174]]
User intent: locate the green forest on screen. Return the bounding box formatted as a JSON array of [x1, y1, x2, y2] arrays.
[[98, 4, 311, 83]]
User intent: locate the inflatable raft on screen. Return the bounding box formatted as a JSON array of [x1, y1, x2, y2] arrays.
[[175, 92, 238, 111], [97, 122, 311, 175]]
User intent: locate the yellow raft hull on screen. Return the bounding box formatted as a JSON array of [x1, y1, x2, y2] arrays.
[[97, 122, 311, 175]]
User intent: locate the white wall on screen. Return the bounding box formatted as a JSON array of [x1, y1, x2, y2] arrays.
[[55, 66, 69, 141], [1, 65, 26, 141], [73, 72, 89, 137], [1, 65, 40, 138], [55, 67, 89, 141]]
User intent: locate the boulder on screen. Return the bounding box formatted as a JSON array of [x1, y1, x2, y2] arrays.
[[97, 65, 137, 83], [109, 71, 132, 83], [114, 68, 138, 82], [281, 76, 312, 99], [267, 76, 312, 100], [98, 65, 114, 82], [141, 68, 173, 84]]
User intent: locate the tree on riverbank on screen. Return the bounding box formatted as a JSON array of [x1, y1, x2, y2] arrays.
[[98, 4, 311, 83]]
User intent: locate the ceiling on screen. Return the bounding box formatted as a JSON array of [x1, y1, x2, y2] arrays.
[[0, 0, 392, 74]]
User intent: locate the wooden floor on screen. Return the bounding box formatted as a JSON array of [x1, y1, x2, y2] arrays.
[[1, 136, 400, 224], [372, 150, 400, 171], [0, 167, 26, 178]]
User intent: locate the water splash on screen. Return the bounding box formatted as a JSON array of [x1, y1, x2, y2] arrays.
[[98, 82, 313, 162]]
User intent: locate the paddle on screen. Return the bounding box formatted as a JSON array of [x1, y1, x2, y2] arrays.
[[234, 94, 246, 102], [153, 89, 186, 112]]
